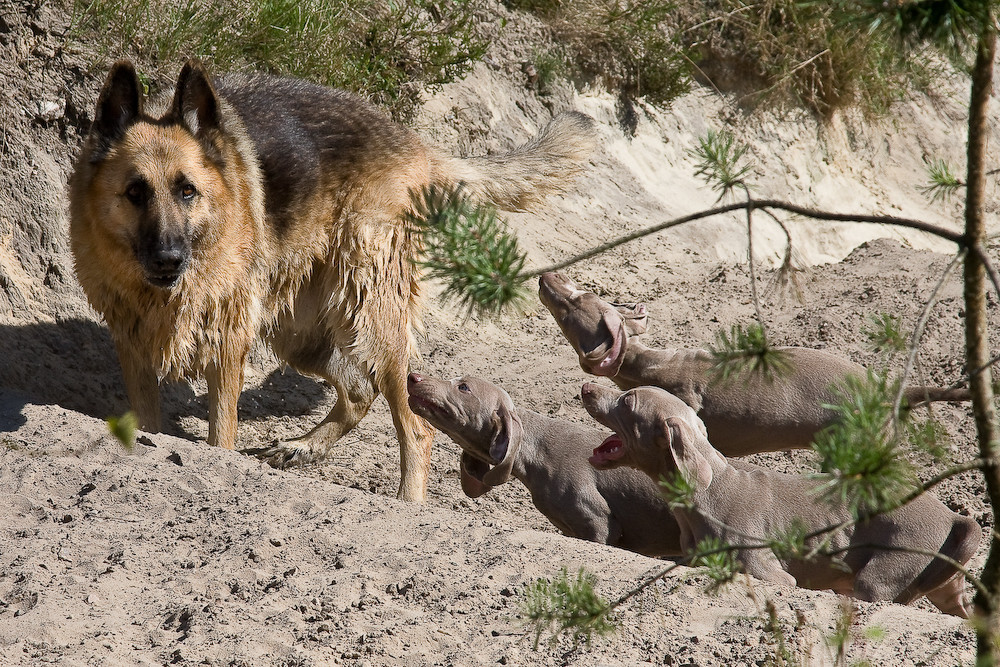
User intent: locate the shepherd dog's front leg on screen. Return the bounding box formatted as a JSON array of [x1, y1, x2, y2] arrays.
[[206, 344, 249, 449], [117, 344, 161, 435]]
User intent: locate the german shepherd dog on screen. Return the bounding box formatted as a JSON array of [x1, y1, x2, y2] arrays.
[[69, 60, 594, 501]]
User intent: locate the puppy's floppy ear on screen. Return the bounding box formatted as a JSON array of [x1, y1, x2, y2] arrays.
[[170, 59, 224, 155], [91, 61, 142, 160], [482, 398, 523, 487], [613, 302, 648, 336], [459, 452, 493, 498], [663, 417, 713, 489], [593, 307, 627, 376]]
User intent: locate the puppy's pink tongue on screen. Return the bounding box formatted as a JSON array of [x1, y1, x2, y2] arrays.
[[589, 434, 624, 467]]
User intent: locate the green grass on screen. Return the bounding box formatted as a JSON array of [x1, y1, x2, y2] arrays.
[[68, 0, 956, 130], [683, 0, 949, 118], [514, 0, 949, 120], [510, 0, 692, 112], [69, 0, 488, 120]]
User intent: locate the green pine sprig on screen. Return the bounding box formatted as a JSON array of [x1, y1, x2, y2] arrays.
[[107, 411, 138, 451], [688, 536, 740, 594], [708, 323, 793, 383], [521, 567, 618, 649], [689, 128, 754, 200], [407, 184, 530, 317], [862, 312, 908, 354], [918, 158, 964, 203], [811, 371, 924, 515], [659, 470, 697, 511]]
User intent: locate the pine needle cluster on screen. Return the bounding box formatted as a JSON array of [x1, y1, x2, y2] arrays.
[[709, 323, 793, 383], [106, 411, 138, 451], [689, 536, 740, 594], [918, 158, 964, 203], [861, 312, 908, 354], [658, 470, 698, 511], [766, 520, 814, 564], [811, 372, 927, 515], [520, 567, 618, 649], [689, 128, 754, 199], [407, 185, 530, 318]]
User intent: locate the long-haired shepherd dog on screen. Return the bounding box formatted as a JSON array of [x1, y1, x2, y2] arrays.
[[69, 60, 595, 501]]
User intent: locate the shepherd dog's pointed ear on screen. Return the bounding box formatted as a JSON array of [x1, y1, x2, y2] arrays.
[[91, 61, 142, 158], [170, 59, 223, 144]]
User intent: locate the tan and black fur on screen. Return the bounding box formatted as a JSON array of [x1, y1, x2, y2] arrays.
[[69, 60, 595, 501]]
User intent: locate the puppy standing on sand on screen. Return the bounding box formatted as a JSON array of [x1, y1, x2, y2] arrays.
[[69, 60, 595, 501]]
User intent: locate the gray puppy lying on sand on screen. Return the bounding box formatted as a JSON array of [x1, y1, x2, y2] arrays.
[[582, 382, 980, 617], [539, 271, 971, 456], [406, 372, 705, 557]]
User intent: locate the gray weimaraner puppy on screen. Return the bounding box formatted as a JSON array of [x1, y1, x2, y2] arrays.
[[539, 271, 971, 456], [581, 382, 980, 617], [406, 372, 705, 557]]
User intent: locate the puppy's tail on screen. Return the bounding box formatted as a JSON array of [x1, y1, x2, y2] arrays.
[[429, 111, 596, 211]]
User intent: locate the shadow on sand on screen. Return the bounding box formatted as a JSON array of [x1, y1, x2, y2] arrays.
[[0, 317, 328, 436]]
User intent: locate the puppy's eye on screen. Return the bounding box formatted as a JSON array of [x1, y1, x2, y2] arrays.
[[180, 183, 197, 201], [457, 383, 471, 393]]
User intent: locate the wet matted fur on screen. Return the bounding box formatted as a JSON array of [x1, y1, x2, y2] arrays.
[[69, 60, 595, 501]]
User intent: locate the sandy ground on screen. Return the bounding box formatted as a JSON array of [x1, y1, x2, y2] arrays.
[[2, 1, 999, 664]]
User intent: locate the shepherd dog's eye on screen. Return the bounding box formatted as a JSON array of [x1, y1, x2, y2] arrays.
[[124, 182, 146, 205], [180, 183, 197, 201], [457, 383, 471, 393]]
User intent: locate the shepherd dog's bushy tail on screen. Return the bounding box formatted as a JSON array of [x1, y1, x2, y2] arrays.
[[429, 111, 597, 211]]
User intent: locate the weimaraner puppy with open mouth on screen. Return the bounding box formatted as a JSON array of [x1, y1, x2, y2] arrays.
[[581, 382, 981, 617], [406, 372, 704, 557], [539, 271, 971, 456]]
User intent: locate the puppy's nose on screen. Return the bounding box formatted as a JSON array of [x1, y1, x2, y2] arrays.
[[407, 373, 424, 387], [581, 382, 597, 397]]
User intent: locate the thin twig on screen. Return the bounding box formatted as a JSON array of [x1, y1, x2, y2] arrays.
[[522, 200, 965, 278], [892, 249, 966, 417], [745, 193, 767, 333], [521, 200, 1000, 309]]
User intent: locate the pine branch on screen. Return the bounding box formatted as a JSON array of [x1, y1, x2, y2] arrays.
[[521, 567, 618, 649], [407, 184, 529, 318], [688, 128, 755, 201], [708, 322, 793, 383], [919, 158, 965, 203]]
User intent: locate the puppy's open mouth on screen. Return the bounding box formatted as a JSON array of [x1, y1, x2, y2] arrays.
[[589, 434, 625, 467], [582, 328, 623, 375]]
